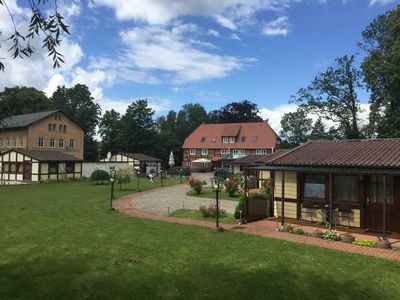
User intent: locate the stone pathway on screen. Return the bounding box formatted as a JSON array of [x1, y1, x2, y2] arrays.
[[114, 185, 400, 261], [130, 184, 237, 216]]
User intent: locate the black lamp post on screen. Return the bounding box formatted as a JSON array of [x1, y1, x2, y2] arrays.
[[109, 168, 116, 210], [160, 168, 163, 187], [179, 168, 183, 183], [211, 176, 223, 232], [135, 166, 140, 192]]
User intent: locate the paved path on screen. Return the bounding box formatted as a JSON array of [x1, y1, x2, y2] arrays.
[[114, 185, 400, 261], [130, 184, 237, 215]]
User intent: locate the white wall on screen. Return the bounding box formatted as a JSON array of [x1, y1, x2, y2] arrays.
[[82, 162, 130, 178]]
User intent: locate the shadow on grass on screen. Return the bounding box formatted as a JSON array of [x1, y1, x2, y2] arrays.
[[0, 255, 386, 299]]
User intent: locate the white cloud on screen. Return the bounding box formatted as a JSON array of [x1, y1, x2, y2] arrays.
[[261, 16, 289, 37], [215, 14, 237, 30], [207, 29, 220, 37], [230, 33, 242, 40], [369, 0, 396, 6]]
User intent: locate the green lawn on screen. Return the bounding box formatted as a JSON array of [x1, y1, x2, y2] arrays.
[[170, 209, 236, 224], [0, 180, 400, 299], [187, 187, 241, 201]]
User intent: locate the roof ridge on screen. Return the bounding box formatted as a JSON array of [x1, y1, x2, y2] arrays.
[[266, 140, 314, 163]]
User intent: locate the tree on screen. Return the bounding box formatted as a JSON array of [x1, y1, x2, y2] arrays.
[[156, 110, 181, 166], [120, 99, 156, 154], [280, 109, 312, 148], [209, 100, 263, 123], [51, 84, 101, 161], [0, 0, 72, 71], [0, 86, 54, 119], [99, 109, 121, 157], [309, 118, 327, 140], [360, 5, 400, 137], [176, 103, 209, 142], [293, 55, 363, 139]]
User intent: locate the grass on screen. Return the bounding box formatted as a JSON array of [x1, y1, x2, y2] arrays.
[[0, 180, 400, 299], [186, 187, 241, 201], [170, 209, 236, 224]]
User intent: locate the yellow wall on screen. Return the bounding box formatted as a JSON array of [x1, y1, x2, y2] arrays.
[[300, 206, 361, 228], [274, 171, 297, 199], [274, 201, 297, 219]]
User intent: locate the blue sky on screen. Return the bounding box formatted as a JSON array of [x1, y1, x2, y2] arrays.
[[0, 0, 399, 131]]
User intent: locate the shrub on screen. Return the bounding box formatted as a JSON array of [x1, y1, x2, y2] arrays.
[[279, 224, 293, 233], [189, 177, 207, 194], [292, 228, 306, 235], [224, 178, 239, 197], [199, 204, 226, 218], [353, 239, 378, 248], [167, 166, 191, 177], [90, 169, 109, 184], [322, 229, 340, 241], [116, 167, 132, 189], [234, 194, 245, 219]]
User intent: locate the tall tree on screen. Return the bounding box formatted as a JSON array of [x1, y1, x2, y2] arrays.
[[209, 100, 263, 123], [98, 109, 122, 157], [0, 86, 54, 119], [51, 84, 101, 161], [120, 99, 156, 154], [176, 103, 209, 142], [156, 111, 181, 166], [280, 109, 312, 148], [293, 55, 363, 139], [360, 5, 400, 137], [310, 118, 327, 140]]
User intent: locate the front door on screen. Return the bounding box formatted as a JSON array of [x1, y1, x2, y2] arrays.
[[23, 162, 32, 181], [365, 175, 400, 233]]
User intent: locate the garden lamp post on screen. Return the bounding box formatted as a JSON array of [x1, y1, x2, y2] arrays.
[[180, 168, 183, 183], [160, 168, 163, 187], [109, 168, 116, 210], [134, 166, 140, 192], [211, 176, 223, 232]]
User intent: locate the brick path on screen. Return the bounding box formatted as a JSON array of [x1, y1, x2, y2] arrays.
[[113, 185, 400, 261]]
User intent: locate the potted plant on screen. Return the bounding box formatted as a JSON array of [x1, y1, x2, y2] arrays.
[[377, 237, 392, 249], [311, 228, 323, 238], [340, 232, 355, 244]]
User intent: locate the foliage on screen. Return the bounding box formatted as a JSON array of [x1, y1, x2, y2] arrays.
[[116, 167, 132, 189], [187, 187, 240, 201], [352, 240, 378, 248], [360, 5, 400, 138], [224, 178, 240, 197], [280, 109, 312, 148], [292, 55, 364, 139], [0, 0, 70, 71], [209, 100, 263, 123], [280, 224, 293, 233], [90, 170, 110, 184], [234, 194, 245, 219], [170, 209, 235, 224], [292, 228, 306, 235], [322, 229, 340, 241], [199, 204, 226, 218], [99, 110, 122, 157], [167, 166, 191, 177], [188, 177, 207, 194]]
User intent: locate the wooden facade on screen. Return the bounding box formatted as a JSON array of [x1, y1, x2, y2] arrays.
[[101, 153, 162, 175]]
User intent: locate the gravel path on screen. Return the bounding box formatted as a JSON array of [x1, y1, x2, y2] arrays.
[[130, 184, 237, 216]]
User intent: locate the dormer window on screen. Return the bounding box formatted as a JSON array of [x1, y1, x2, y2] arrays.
[[252, 136, 258, 143], [211, 137, 216, 143], [223, 137, 229, 143], [241, 136, 246, 142], [200, 136, 206, 143], [229, 137, 235, 143]]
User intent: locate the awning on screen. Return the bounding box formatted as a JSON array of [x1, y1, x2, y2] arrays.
[[192, 158, 211, 163]]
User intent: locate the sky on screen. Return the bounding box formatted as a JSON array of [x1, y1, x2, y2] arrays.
[[0, 0, 399, 133]]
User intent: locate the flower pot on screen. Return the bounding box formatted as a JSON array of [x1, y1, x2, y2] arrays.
[[377, 240, 392, 249], [311, 231, 323, 238], [340, 234, 355, 244]]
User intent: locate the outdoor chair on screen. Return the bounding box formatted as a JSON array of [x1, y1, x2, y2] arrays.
[[313, 203, 328, 226], [337, 204, 353, 229], [302, 201, 316, 223]]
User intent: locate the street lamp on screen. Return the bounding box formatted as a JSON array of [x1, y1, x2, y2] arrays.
[[211, 176, 224, 232], [134, 166, 140, 192], [109, 168, 116, 210], [179, 168, 183, 183], [160, 168, 163, 187]]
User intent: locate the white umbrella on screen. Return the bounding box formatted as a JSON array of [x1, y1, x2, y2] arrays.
[[169, 151, 175, 167], [192, 158, 211, 163]]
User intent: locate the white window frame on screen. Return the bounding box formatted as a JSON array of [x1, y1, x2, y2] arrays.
[[232, 149, 246, 158], [229, 137, 235, 143], [220, 149, 230, 155], [190, 149, 196, 156], [58, 138, 64, 148], [201, 149, 208, 156], [37, 137, 44, 148], [69, 139, 76, 149], [256, 149, 267, 155], [49, 138, 56, 148], [222, 137, 229, 143]]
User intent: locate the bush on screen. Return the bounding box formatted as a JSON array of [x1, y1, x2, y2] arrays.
[[167, 166, 191, 177], [116, 167, 132, 189], [322, 229, 340, 241], [189, 177, 207, 194], [224, 177, 239, 197], [353, 239, 377, 248], [292, 228, 306, 235], [90, 169, 109, 184], [234, 194, 245, 219], [279, 224, 293, 233], [199, 204, 226, 218]]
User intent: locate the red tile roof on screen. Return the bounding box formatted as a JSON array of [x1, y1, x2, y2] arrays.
[[266, 139, 400, 169], [182, 122, 278, 149]]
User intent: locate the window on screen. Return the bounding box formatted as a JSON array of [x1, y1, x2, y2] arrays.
[[63, 125, 67, 132], [52, 124, 56, 131], [201, 149, 208, 156], [333, 176, 358, 202], [229, 137, 235, 143], [16, 163, 23, 174], [223, 137, 229, 143], [48, 123, 52, 131], [12, 137, 16, 147], [256, 149, 267, 155], [211, 137, 217, 143], [241, 136, 246, 142], [304, 174, 326, 200], [54, 114, 57, 120], [69, 139, 76, 149], [59, 124, 63, 132], [232, 149, 246, 157], [6, 137, 10, 147], [19, 137, 24, 147], [49, 162, 58, 174], [190, 149, 196, 156], [200, 136, 206, 143], [49, 138, 56, 148], [369, 175, 394, 204], [252, 136, 258, 143], [221, 149, 230, 155], [2, 163, 9, 172], [58, 139, 64, 148], [37, 137, 44, 148], [66, 162, 74, 173], [0, 138, 3, 147]]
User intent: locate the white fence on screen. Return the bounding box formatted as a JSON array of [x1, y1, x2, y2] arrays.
[[82, 162, 130, 178]]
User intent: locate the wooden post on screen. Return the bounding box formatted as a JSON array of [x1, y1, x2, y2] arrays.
[[383, 175, 387, 239], [329, 173, 333, 227], [244, 169, 248, 221], [281, 171, 285, 226]]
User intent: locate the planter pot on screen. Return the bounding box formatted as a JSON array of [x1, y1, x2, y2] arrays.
[[311, 231, 323, 238], [340, 234, 355, 244], [377, 240, 392, 249]]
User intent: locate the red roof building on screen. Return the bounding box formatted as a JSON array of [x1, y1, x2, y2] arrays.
[[182, 122, 278, 171]]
